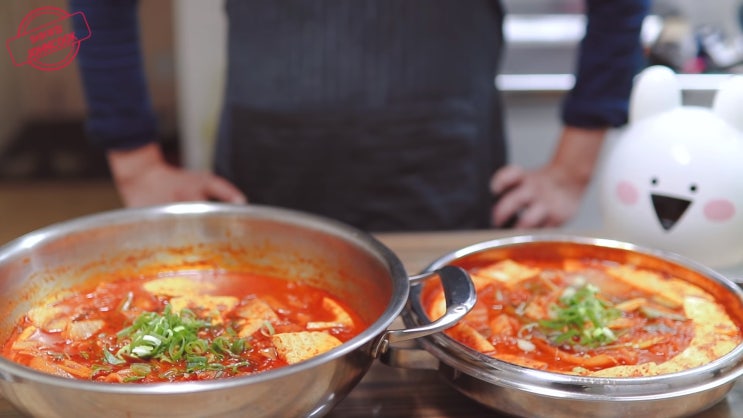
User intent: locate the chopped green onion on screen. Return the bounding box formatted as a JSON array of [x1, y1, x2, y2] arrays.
[[98, 304, 250, 380], [118, 291, 134, 312], [130, 363, 152, 376], [91, 364, 113, 374], [103, 349, 126, 365], [540, 284, 620, 348], [260, 320, 275, 337]]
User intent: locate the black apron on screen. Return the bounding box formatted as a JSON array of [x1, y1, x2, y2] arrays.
[[214, 0, 506, 232]]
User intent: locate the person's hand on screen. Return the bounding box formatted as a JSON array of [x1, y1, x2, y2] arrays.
[[490, 126, 607, 228], [107, 143, 247, 207]]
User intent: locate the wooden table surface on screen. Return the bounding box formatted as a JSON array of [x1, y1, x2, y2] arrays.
[[0, 229, 740, 417]]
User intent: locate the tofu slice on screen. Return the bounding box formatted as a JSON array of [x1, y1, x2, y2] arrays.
[[473, 260, 539, 288], [169, 295, 239, 325], [64, 319, 105, 341], [448, 323, 495, 352], [605, 266, 709, 309], [306, 297, 354, 330], [27, 305, 69, 332], [271, 331, 342, 364], [426, 292, 447, 321], [235, 298, 280, 337], [143, 276, 216, 297], [10, 326, 41, 356]]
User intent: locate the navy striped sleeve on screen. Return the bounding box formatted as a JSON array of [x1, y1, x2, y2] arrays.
[[562, 0, 650, 128], [69, 0, 158, 150]]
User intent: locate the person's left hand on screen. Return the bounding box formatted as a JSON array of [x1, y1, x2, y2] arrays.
[[489, 126, 608, 229]]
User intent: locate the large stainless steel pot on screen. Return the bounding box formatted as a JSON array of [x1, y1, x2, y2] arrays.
[[0, 203, 475, 418], [393, 235, 743, 418]]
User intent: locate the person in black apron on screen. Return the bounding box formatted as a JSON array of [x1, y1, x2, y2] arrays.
[[70, 0, 649, 232]]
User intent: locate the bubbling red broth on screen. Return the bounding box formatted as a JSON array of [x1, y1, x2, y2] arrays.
[[2, 271, 367, 383], [423, 256, 742, 377]]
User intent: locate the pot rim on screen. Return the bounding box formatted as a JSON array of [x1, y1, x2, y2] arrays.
[[409, 234, 743, 401], [0, 202, 410, 395]]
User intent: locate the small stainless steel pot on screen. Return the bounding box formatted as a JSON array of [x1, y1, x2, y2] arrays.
[[392, 235, 743, 418], [0, 203, 475, 418]]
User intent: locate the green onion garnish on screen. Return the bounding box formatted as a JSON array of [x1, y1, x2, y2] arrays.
[[539, 284, 620, 348], [99, 304, 250, 380]]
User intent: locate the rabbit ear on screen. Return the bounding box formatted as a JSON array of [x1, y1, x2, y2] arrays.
[[712, 75, 743, 133], [629, 65, 682, 123]]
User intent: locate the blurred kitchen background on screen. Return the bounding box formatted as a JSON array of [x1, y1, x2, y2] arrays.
[[1, 0, 743, 244]]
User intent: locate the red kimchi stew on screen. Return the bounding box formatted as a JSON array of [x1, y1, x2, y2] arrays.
[[423, 257, 741, 377], [2, 271, 366, 383]]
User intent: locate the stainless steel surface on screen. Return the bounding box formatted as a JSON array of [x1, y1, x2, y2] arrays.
[[400, 235, 743, 418], [0, 203, 471, 418], [379, 267, 476, 347]]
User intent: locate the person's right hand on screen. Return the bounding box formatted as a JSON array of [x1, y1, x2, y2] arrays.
[[490, 126, 607, 229], [107, 143, 247, 207]]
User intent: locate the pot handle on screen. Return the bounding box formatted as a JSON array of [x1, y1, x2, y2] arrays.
[[370, 265, 475, 360]]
